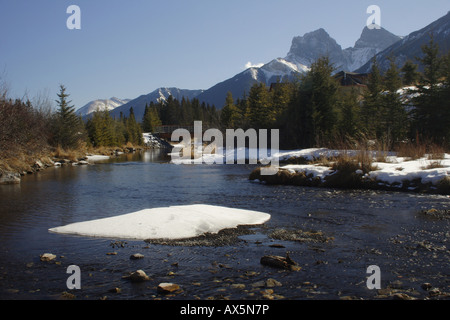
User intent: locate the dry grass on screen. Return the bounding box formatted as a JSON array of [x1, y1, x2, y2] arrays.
[[51, 145, 86, 162], [422, 160, 445, 170], [395, 142, 446, 161], [0, 151, 53, 174]]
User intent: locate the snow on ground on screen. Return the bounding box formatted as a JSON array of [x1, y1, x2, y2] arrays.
[[49, 205, 271, 240], [143, 133, 162, 147], [277, 149, 450, 186], [169, 146, 449, 186], [86, 155, 110, 162]]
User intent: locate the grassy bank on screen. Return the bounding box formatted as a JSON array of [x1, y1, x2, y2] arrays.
[[0, 143, 145, 182]]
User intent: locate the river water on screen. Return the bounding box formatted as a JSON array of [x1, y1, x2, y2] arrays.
[[0, 150, 448, 300]]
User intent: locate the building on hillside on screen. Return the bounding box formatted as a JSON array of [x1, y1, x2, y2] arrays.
[[334, 71, 369, 97]]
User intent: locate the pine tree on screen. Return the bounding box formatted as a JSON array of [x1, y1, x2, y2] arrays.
[[442, 52, 450, 147], [337, 89, 361, 141], [281, 57, 338, 148], [51, 85, 84, 149], [382, 57, 408, 146], [362, 57, 384, 139], [401, 60, 420, 86], [412, 36, 445, 144], [142, 103, 161, 133], [86, 110, 125, 147], [220, 92, 240, 129], [247, 83, 273, 129], [125, 107, 143, 145], [271, 80, 295, 121], [142, 104, 151, 132], [308, 56, 338, 145]]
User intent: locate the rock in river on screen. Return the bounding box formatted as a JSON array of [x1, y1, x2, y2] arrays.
[[0, 172, 20, 185], [157, 283, 181, 294], [40, 253, 56, 262], [260, 253, 301, 271], [125, 270, 150, 282]]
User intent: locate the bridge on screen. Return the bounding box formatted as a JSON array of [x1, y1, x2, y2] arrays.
[[154, 125, 210, 140]]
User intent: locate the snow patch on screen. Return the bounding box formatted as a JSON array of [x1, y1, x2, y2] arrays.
[[49, 204, 271, 240]]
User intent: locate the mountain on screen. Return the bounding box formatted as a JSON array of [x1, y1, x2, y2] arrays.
[[357, 11, 450, 73], [343, 26, 403, 72], [196, 58, 309, 108], [286, 27, 401, 72], [196, 26, 400, 108], [286, 28, 347, 70], [77, 97, 131, 117], [109, 87, 203, 121]]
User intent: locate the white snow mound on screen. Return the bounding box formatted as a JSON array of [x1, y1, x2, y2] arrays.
[[49, 205, 271, 240]]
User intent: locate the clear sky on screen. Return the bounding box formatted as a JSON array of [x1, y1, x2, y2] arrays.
[[1, 0, 449, 110]]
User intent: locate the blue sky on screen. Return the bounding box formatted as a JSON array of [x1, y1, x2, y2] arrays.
[[1, 0, 449, 110]]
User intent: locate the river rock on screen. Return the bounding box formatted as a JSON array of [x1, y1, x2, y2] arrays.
[[130, 253, 144, 260], [127, 270, 150, 282], [265, 278, 282, 288], [157, 283, 181, 294], [260, 253, 301, 271], [0, 172, 21, 185], [40, 253, 56, 262], [33, 160, 44, 170], [421, 283, 433, 291]]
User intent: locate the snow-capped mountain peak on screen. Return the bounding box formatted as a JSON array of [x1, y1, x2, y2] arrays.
[[284, 26, 401, 72], [77, 97, 131, 117]]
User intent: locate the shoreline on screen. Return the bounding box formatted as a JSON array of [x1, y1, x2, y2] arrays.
[[249, 166, 450, 195], [250, 148, 450, 196], [0, 133, 172, 185], [0, 145, 148, 185]]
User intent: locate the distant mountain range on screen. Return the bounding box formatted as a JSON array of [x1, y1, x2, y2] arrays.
[[77, 11, 449, 119], [109, 88, 203, 121]]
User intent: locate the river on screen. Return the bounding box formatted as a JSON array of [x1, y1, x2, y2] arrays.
[[0, 150, 448, 300]]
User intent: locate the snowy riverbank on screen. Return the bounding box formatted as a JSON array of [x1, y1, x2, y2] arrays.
[[251, 148, 450, 195]]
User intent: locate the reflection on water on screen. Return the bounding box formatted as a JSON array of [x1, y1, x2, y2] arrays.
[[0, 150, 448, 300]]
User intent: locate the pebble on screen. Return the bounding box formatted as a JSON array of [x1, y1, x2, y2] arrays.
[[157, 283, 181, 294]]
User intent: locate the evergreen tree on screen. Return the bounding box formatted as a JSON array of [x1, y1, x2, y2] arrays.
[[271, 80, 295, 121], [125, 107, 143, 145], [220, 92, 240, 129], [412, 36, 445, 144], [442, 52, 450, 147], [401, 60, 420, 86], [142, 103, 162, 132], [337, 89, 361, 141], [180, 97, 193, 126], [86, 110, 125, 147], [51, 85, 84, 149], [362, 57, 384, 139], [308, 56, 338, 144], [247, 83, 273, 129], [282, 57, 338, 148], [382, 57, 409, 146], [142, 104, 151, 132]]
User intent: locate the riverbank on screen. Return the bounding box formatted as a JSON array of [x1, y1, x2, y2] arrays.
[[250, 148, 450, 195], [0, 133, 173, 185], [0, 145, 144, 185]]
